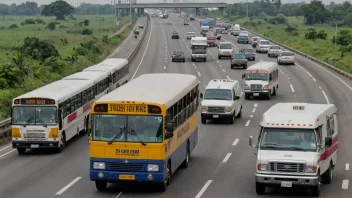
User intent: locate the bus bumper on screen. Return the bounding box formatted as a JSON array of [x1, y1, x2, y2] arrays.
[[90, 170, 165, 183], [12, 141, 59, 148]]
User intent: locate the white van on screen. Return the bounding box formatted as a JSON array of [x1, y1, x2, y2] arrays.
[[200, 79, 244, 124], [249, 103, 338, 196], [242, 62, 279, 100], [218, 42, 234, 59]]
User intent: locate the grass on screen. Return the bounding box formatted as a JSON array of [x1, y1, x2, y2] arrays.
[[218, 15, 352, 73]]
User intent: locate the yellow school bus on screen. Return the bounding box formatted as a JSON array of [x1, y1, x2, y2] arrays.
[[89, 73, 200, 191]]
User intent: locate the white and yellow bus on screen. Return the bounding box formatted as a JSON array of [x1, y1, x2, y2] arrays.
[[89, 73, 200, 191]]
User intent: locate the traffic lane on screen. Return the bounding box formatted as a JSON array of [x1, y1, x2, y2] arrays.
[[0, 144, 14, 157], [0, 135, 90, 198]]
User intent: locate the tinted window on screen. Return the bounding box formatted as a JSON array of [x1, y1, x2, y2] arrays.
[[239, 36, 248, 40], [207, 37, 216, 40], [232, 54, 245, 59], [220, 43, 232, 49], [282, 52, 294, 56], [260, 41, 270, 45], [174, 51, 184, 55], [252, 38, 258, 41]]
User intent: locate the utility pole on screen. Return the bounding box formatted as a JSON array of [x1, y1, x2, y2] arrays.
[[246, 0, 248, 18], [130, 0, 132, 22], [334, 22, 337, 50]]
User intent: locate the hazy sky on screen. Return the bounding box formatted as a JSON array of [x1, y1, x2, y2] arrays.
[[0, 0, 346, 6]]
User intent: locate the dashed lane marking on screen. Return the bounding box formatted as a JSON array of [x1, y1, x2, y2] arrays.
[[342, 180, 349, 190], [346, 163, 350, 171], [164, 66, 166, 70], [245, 120, 251, 127], [290, 84, 295, 93], [0, 149, 16, 158], [222, 153, 232, 163], [197, 71, 201, 77], [195, 180, 213, 198], [55, 177, 82, 195], [252, 108, 256, 113], [232, 139, 239, 146], [312, 77, 316, 82], [254, 103, 258, 108], [250, 115, 254, 118]]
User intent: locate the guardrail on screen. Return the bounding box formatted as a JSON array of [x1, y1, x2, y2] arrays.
[[0, 14, 151, 144]]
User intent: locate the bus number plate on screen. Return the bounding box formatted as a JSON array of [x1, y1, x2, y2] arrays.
[[119, 174, 135, 180], [30, 144, 39, 148], [281, 181, 292, 187]]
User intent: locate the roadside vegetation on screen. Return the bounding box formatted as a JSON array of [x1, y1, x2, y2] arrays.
[[208, 0, 352, 74], [0, 1, 134, 119]]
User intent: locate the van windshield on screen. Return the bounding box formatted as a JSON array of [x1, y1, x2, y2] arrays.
[[245, 73, 268, 81], [260, 128, 317, 152], [204, 89, 232, 100], [220, 43, 232, 49]]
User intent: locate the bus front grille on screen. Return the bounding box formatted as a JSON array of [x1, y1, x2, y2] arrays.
[[107, 162, 144, 172], [23, 133, 46, 140]]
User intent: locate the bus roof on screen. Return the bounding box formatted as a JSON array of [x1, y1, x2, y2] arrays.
[[14, 79, 94, 103], [96, 73, 199, 108], [261, 103, 336, 129], [63, 71, 108, 83], [246, 61, 278, 72], [83, 58, 128, 74]]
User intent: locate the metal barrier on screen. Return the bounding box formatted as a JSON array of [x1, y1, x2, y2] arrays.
[[0, 14, 151, 141]]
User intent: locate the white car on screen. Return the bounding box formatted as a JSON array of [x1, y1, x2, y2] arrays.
[[256, 40, 270, 53], [218, 42, 234, 59], [267, 45, 281, 57], [277, 51, 295, 65]]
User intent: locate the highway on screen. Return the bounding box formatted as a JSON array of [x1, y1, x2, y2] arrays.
[[0, 13, 351, 198]]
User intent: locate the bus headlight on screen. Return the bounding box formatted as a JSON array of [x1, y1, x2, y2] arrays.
[[93, 162, 106, 170], [147, 164, 159, 171]]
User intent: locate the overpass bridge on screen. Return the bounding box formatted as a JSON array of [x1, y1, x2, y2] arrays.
[[115, 1, 229, 17]]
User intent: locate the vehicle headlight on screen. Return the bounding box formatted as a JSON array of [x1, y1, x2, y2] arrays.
[[245, 84, 249, 90], [225, 107, 233, 112], [306, 166, 317, 173], [147, 164, 159, 171], [263, 85, 269, 90], [201, 106, 208, 112], [257, 164, 268, 171], [93, 162, 106, 170], [218, 50, 222, 54]]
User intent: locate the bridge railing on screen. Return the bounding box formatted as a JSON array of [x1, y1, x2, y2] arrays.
[[117, 0, 229, 4], [0, 118, 11, 144]]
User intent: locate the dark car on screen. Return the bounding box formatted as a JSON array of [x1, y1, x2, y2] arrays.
[[138, 24, 144, 28], [190, 17, 195, 21], [239, 48, 256, 61], [172, 50, 185, 62], [237, 36, 249, 44], [172, 31, 179, 39], [231, 53, 247, 69]]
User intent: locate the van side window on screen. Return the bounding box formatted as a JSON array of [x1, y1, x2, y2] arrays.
[[329, 115, 336, 135], [326, 117, 332, 137], [315, 126, 323, 144]]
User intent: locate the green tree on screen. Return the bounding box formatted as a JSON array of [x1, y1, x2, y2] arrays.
[[12, 50, 31, 81], [83, 19, 90, 26], [41, 0, 74, 20], [300, 0, 330, 25], [0, 63, 18, 89], [46, 22, 56, 30]]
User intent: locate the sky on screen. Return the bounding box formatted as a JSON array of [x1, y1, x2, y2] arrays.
[[0, 0, 346, 6]]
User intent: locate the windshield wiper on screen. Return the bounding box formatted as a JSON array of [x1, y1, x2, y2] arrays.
[[128, 128, 147, 146], [36, 117, 47, 128], [23, 117, 34, 127], [286, 146, 309, 151], [107, 128, 126, 145]]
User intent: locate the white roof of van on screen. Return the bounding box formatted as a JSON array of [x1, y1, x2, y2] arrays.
[[206, 79, 238, 90]]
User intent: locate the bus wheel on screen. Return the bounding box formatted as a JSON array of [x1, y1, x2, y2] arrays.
[[181, 142, 190, 168], [95, 181, 107, 191], [159, 162, 171, 192], [17, 148, 26, 155], [56, 133, 66, 153]]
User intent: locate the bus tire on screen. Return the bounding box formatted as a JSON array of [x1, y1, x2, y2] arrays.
[[159, 161, 171, 192], [56, 132, 66, 153], [95, 181, 107, 191], [181, 142, 190, 168], [17, 148, 26, 155]]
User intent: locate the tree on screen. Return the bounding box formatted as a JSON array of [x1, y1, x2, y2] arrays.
[[300, 0, 330, 25], [12, 50, 31, 81], [83, 19, 90, 26], [41, 0, 74, 20]]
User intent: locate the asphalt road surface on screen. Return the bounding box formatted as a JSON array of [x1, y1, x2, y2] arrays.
[[0, 13, 351, 198]]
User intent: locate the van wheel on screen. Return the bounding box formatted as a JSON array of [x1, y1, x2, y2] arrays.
[[95, 181, 107, 191], [17, 148, 26, 155], [256, 182, 265, 195], [311, 172, 321, 197], [237, 107, 242, 118], [201, 117, 206, 124], [267, 90, 271, 100], [272, 88, 276, 96], [229, 113, 235, 124], [324, 162, 333, 184], [181, 142, 190, 168], [218, 55, 221, 59]]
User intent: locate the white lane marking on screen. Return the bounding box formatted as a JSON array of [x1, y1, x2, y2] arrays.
[[222, 69, 225, 72], [254, 103, 258, 108], [346, 163, 350, 171], [0, 145, 12, 152], [250, 115, 254, 118], [0, 149, 16, 158], [116, 192, 123, 198], [195, 66, 197, 69], [131, 20, 153, 79], [290, 84, 295, 93], [197, 71, 201, 77], [252, 108, 256, 113], [319, 86, 322, 89], [245, 120, 251, 127], [342, 180, 349, 189], [226, 76, 230, 80], [297, 64, 313, 77], [322, 91, 330, 104], [55, 177, 82, 195], [312, 77, 316, 82], [164, 66, 166, 70], [195, 180, 213, 198], [232, 139, 239, 146], [288, 78, 290, 80], [217, 61, 219, 63], [281, 70, 285, 74], [222, 153, 232, 163]]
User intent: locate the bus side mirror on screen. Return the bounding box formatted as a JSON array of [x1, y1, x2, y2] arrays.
[[325, 137, 332, 147], [58, 109, 63, 130], [165, 122, 174, 139], [199, 93, 203, 98]]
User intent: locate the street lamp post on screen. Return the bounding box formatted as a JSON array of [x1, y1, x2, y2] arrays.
[[130, 0, 132, 22], [246, 0, 248, 18], [334, 22, 337, 50]]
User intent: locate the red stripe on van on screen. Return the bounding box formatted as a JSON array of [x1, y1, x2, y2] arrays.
[[318, 136, 338, 163]]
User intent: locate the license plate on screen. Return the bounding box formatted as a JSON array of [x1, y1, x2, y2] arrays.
[[213, 115, 219, 118], [253, 93, 259, 96], [30, 144, 39, 148], [119, 174, 135, 180], [281, 181, 292, 187]]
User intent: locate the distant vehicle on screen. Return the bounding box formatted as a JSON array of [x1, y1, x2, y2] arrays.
[[251, 37, 260, 47], [172, 31, 179, 39], [277, 51, 295, 65], [237, 36, 249, 44], [215, 28, 225, 40], [191, 37, 207, 62], [184, 19, 189, 25], [201, 26, 210, 36], [256, 40, 270, 53], [138, 24, 144, 28], [239, 31, 249, 37], [232, 26, 241, 36], [172, 50, 185, 62], [186, 32, 195, 40], [218, 42, 234, 59], [267, 45, 282, 57], [231, 53, 248, 69], [239, 48, 255, 61], [190, 16, 195, 21], [206, 34, 217, 47]]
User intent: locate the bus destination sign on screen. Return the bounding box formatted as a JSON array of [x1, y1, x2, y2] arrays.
[[20, 98, 53, 105], [110, 104, 147, 113]]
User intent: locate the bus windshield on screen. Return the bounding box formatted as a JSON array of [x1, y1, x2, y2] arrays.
[[245, 73, 268, 81], [12, 106, 58, 125], [93, 114, 163, 143]]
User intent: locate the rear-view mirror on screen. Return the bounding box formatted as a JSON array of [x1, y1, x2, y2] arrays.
[[325, 137, 332, 147], [199, 93, 203, 98], [235, 96, 240, 100]]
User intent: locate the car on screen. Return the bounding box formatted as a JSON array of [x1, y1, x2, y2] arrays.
[[231, 53, 247, 69], [190, 17, 195, 21], [184, 19, 189, 25], [172, 31, 179, 39], [239, 48, 255, 61], [267, 45, 282, 57], [250, 37, 260, 47], [237, 36, 249, 44], [186, 32, 195, 40], [256, 40, 270, 53], [277, 51, 295, 65], [172, 50, 185, 62], [138, 24, 144, 28], [218, 42, 234, 59]]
